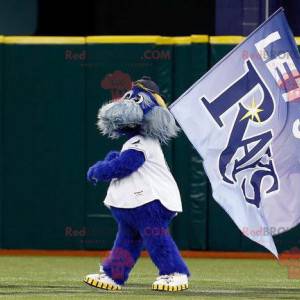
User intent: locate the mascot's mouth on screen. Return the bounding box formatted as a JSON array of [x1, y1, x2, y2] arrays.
[[120, 124, 138, 129], [116, 124, 141, 136]]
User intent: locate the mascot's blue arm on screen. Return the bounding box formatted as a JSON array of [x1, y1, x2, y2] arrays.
[[87, 149, 145, 183], [104, 150, 120, 161]]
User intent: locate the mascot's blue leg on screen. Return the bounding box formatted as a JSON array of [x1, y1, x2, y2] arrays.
[[102, 212, 143, 285], [135, 201, 190, 276]]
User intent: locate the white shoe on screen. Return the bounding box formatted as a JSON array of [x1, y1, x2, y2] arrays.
[[152, 273, 188, 292], [84, 271, 121, 291]]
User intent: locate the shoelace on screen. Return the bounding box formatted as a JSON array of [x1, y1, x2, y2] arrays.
[[156, 275, 173, 283], [98, 272, 119, 286]]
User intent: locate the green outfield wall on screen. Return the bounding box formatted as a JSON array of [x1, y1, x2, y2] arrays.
[[0, 35, 299, 253]]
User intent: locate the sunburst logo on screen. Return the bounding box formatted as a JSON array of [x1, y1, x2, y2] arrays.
[[240, 98, 263, 123]]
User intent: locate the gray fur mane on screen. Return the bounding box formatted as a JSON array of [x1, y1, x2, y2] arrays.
[[141, 106, 180, 144], [97, 100, 180, 144]]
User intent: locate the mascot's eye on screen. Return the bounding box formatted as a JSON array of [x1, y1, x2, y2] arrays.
[[133, 94, 144, 104], [123, 91, 133, 100]]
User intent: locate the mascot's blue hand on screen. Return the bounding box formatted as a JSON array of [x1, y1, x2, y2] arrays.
[[87, 149, 145, 182], [87, 161, 103, 184], [104, 151, 120, 161]]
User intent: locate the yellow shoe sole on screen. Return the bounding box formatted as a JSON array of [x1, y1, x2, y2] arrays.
[[84, 277, 121, 291], [152, 283, 188, 292]]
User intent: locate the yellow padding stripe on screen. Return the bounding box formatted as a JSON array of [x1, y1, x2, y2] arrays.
[[171, 36, 191, 45], [191, 35, 209, 43], [4, 36, 85, 44], [155, 37, 173, 45], [170, 35, 209, 45], [210, 36, 245, 45], [3, 35, 297, 45], [210, 36, 300, 45], [86, 35, 160, 44], [87, 35, 208, 45]]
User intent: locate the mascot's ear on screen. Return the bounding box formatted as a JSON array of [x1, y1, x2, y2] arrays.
[[142, 106, 180, 144]]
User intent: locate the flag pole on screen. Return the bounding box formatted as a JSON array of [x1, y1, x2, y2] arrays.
[[265, 0, 269, 20]]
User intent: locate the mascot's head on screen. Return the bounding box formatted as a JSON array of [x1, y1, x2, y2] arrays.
[[97, 76, 180, 144]]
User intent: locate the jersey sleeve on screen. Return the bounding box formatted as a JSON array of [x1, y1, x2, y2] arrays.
[[122, 136, 150, 159]]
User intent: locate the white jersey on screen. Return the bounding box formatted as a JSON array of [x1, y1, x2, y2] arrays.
[[104, 135, 182, 212]]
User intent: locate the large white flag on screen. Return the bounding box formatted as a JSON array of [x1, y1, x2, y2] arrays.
[[170, 9, 300, 257]]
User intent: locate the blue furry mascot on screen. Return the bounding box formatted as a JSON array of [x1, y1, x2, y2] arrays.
[[84, 76, 190, 292]]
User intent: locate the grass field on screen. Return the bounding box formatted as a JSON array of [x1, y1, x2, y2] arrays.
[[0, 256, 299, 300]]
